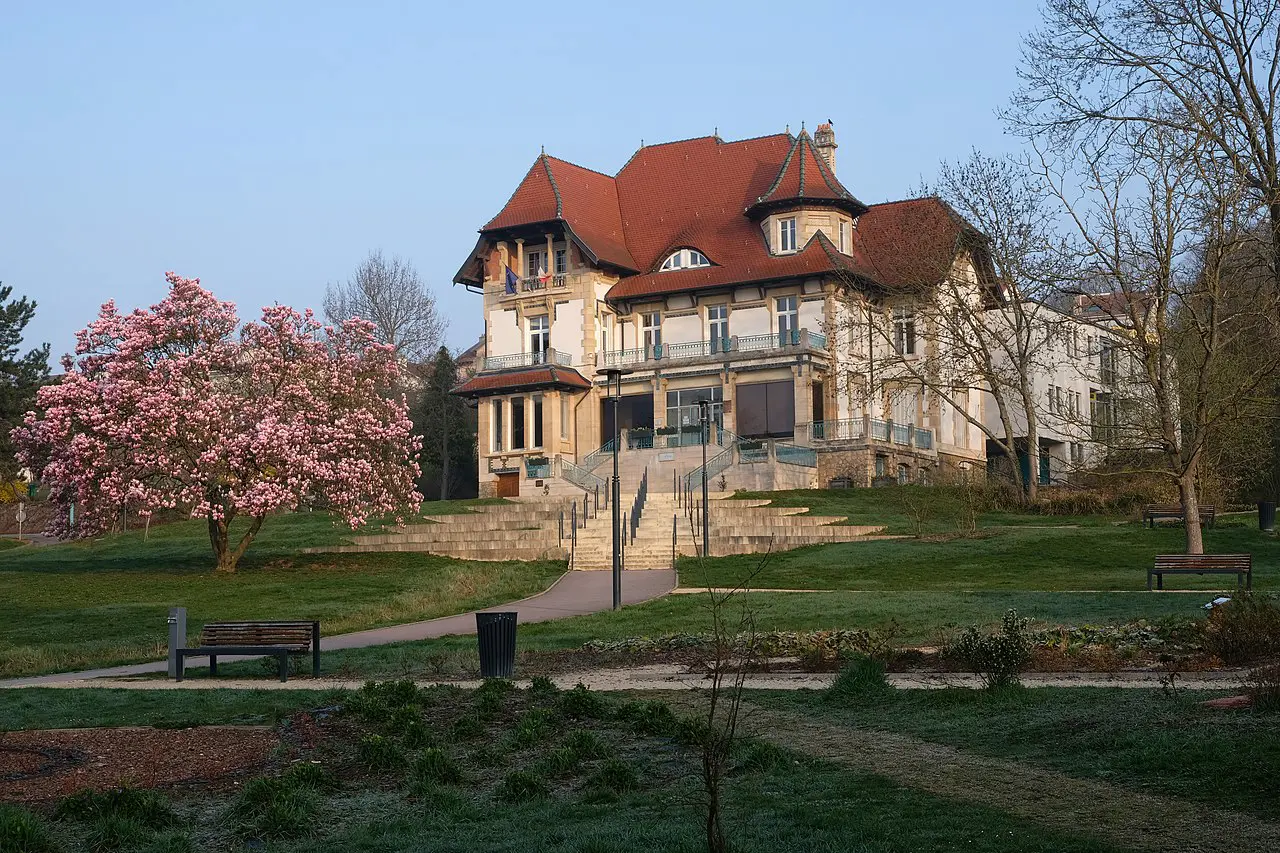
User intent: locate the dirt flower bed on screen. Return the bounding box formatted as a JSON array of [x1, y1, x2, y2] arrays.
[[0, 726, 278, 802]]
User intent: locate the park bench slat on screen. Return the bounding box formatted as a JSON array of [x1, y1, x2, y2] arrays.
[[1142, 504, 1216, 528], [1148, 554, 1251, 591], [177, 619, 321, 683]]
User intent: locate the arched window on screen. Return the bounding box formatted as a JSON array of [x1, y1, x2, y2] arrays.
[[660, 249, 712, 271]]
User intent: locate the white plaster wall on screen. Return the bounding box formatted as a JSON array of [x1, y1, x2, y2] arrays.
[[733, 305, 770, 336], [664, 313, 702, 344], [551, 299, 584, 364], [489, 309, 520, 357]]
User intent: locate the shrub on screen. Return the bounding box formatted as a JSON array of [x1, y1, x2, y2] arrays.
[[563, 729, 612, 759], [736, 740, 788, 773], [55, 787, 175, 829], [528, 675, 558, 700], [228, 777, 320, 840], [495, 770, 549, 803], [1203, 594, 1280, 665], [511, 708, 556, 748], [586, 758, 638, 793], [0, 804, 58, 853], [451, 714, 484, 741], [946, 610, 1032, 689], [672, 715, 710, 747], [281, 762, 339, 793], [84, 815, 148, 852], [615, 700, 677, 737], [827, 654, 892, 701], [558, 684, 610, 720], [539, 745, 581, 778], [400, 718, 435, 749], [1245, 663, 1280, 712], [412, 748, 464, 785], [358, 734, 407, 771]]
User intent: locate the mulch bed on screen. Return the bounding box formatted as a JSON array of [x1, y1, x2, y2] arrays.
[[0, 727, 278, 803]]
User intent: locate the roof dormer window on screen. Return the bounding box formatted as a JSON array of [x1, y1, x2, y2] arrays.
[[779, 217, 798, 253], [660, 249, 711, 271]]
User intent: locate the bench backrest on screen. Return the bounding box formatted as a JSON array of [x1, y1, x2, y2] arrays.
[[1144, 504, 1215, 515], [1153, 554, 1250, 570], [199, 621, 317, 648]]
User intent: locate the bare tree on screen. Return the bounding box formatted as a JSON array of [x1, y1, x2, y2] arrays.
[[832, 154, 1067, 501], [324, 250, 447, 365], [1037, 126, 1278, 553], [1010, 0, 1280, 296]]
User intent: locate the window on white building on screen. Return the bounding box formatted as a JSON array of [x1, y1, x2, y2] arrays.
[[532, 395, 543, 448], [779, 217, 797, 253], [529, 315, 550, 362], [1048, 384, 1057, 413], [511, 396, 526, 450], [560, 395, 569, 440], [838, 220, 848, 253], [708, 304, 729, 349], [492, 399, 504, 452], [893, 306, 916, 356], [642, 312, 662, 356], [776, 295, 798, 345], [554, 249, 567, 275], [660, 249, 711, 271], [526, 251, 544, 279]]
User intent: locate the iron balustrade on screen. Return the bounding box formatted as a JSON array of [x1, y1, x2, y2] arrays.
[[525, 459, 551, 479], [892, 423, 912, 445], [809, 418, 867, 442], [602, 348, 646, 367], [482, 350, 573, 371], [914, 428, 934, 449], [581, 439, 614, 472], [558, 458, 605, 492], [870, 419, 891, 441], [738, 442, 768, 463], [628, 467, 648, 545], [776, 443, 817, 467]]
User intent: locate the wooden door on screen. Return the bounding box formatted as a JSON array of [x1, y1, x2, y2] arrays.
[[496, 472, 520, 498]]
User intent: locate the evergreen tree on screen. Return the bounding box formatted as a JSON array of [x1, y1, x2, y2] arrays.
[[0, 284, 51, 497], [415, 347, 476, 500]]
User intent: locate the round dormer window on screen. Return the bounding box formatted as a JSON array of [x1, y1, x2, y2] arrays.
[[660, 249, 711, 271]]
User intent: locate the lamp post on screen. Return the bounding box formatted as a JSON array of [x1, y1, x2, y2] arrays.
[[596, 366, 633, 610], [698, 398, 710, 559]]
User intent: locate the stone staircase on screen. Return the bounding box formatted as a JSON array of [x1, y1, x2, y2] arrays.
[[313, 497, 581, 562], [311, 484, 887, 569]]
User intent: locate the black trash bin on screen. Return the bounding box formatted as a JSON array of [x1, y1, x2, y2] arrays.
[[1260, 501, 1276, 532], [476, 611, 518, 678]]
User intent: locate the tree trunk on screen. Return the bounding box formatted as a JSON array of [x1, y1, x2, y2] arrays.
[[1178, 470, 1204, 555], [209, 514, 233, 572], [441, 420, 450, 501]]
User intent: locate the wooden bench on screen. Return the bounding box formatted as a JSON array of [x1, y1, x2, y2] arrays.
[[1143, 503, 1216, 528], [176, 621, 320, 682], [1148, 554, 1251, 591]]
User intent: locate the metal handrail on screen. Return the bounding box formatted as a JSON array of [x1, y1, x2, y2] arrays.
[[809, 418, 867, 442], [581, 439, 615, 472], [629, 467, 648, 545], [559, 457, 605, 492], [603, 348, 646, 367], [483, 349, 573, 371], [776, 443, 817, 467]]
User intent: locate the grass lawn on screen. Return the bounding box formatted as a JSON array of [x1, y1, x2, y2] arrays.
[[0, 687, 337, 730], [0, 501, 564, 679], [0, 683, 1139, 853], [753, 685, 1280, 820]]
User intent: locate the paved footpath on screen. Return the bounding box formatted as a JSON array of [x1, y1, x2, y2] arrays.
[[0, 569, 677, 689]]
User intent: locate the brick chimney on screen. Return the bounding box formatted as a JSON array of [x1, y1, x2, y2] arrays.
[[814, 121, 837, 174]]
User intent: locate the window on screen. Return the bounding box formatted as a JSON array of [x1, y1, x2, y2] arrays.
[[526, 251, 544, 279], [666, 386, 724, 431], [897, 464, 910, 485], [1048, 384, 1057, 413], [560, 395, 569, 440], [779, 217, 797, 253], [529, 315, 550, 362], [893, 306, 916, 355], [511, 396, 526, 450], [659, 249, 711, 271], [1056, 386, 1064, 413], [492, 399, 504, 452], [1099, 343, 1117, 385], [838, 220, 847, 253], [642, 312, 662, 356], [532, 396, 544, 448], [874, 454, 887, 478], [1090, 390, 1115, 443], [776, 295, 798, 345], [708, 304, 729, 349], [554, 249, 567, 275]]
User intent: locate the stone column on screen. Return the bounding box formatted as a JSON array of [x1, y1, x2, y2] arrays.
[[515, 238, 525, 281], [792, 363, 813, 442], [653, 376, 666, 429]]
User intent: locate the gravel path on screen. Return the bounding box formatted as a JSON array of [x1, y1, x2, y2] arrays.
[[729, 700, 1280, 853]]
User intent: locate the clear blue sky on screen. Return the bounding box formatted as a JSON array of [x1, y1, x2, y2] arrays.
[[1, 1, 1041, 363]]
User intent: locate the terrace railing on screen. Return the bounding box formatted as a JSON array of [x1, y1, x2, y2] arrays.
[[892, 423, 912, 446], [775, 443, 817, 467], [808, 418, 866, 443], [580, 439, 615, 472], [483, 349, 573, 371], [914, 428, 934, 450], [557, 457, 605, 492], [870, 418, 891, 442]]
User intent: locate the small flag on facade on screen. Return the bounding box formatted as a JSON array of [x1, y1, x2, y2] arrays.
[[538, 263, 550, 284], [505, 265, 518, 294]]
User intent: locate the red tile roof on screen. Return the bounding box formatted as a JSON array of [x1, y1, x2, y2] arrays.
[[462, 129, 985, 301], [452, 366, 592, 397]]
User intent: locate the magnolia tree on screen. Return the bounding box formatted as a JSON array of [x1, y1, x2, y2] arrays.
[[15, 273, 422, 571]]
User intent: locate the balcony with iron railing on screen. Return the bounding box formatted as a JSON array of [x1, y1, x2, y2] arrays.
[[482, 348, 574, 372], [804, 416, 936, 454], [493, 273, 572, 297], [601, 328, 828, 369]]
